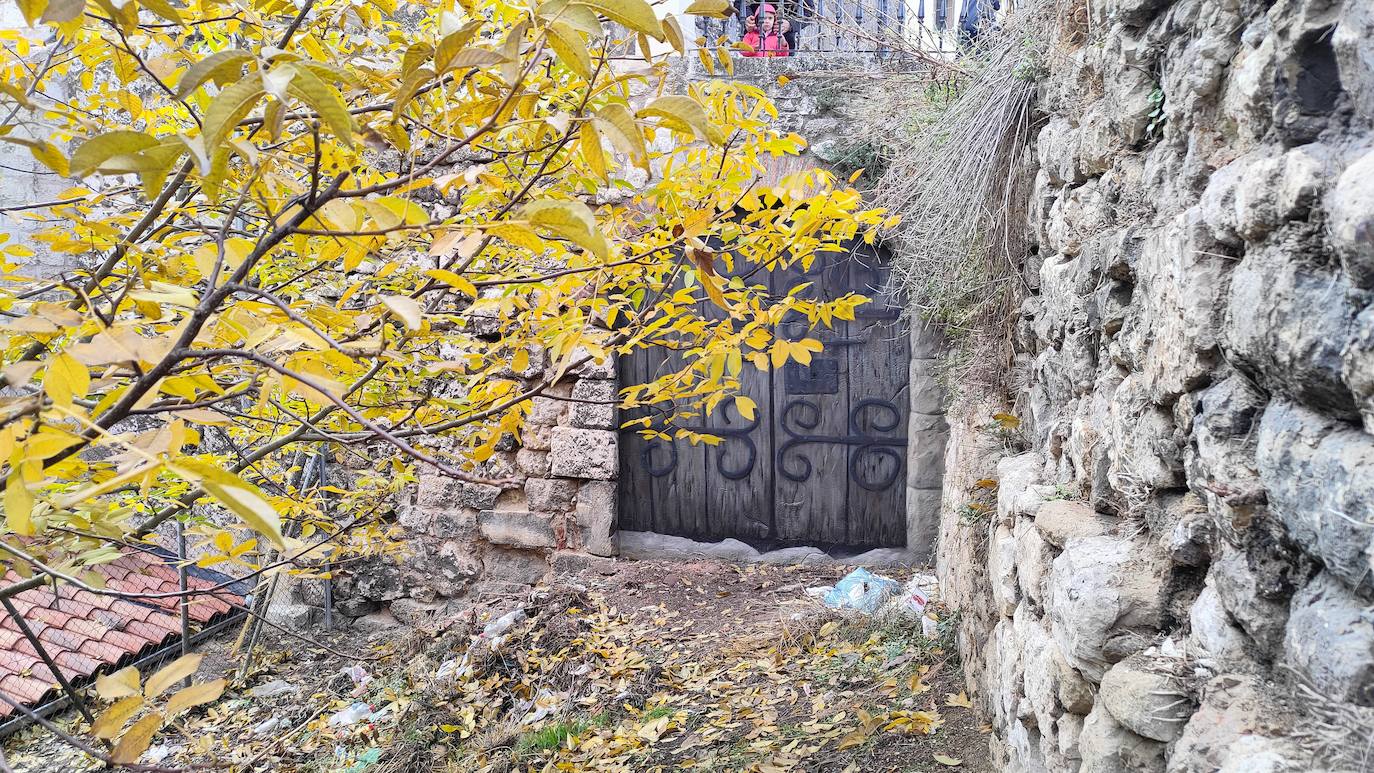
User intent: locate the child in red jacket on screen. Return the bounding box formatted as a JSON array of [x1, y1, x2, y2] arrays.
[[741, 4, 790, 57]]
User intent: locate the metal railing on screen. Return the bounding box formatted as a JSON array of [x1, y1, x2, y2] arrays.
[[694, 0, 971, 56]]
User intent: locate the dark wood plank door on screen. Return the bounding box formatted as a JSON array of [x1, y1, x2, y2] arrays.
[[619, 243, 909, 550]]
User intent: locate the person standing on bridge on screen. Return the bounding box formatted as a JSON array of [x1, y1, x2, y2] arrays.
[[741, 4, 791, 57]]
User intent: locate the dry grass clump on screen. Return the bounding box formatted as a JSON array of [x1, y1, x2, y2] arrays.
[[822, 0, 1092, 407], [1291, 680, 1374, 772]]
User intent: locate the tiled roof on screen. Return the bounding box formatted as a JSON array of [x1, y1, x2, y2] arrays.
[[0, 550, 246, 717]]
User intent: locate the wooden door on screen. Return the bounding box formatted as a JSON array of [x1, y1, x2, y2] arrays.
[[619, 243, 909, 550]]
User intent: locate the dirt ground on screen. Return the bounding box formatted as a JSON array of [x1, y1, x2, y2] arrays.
[[3, 557, 992, 773]]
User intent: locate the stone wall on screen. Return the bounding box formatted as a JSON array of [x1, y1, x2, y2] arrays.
[[935, 0, 1374, 769], [314, 355, 620, 625]]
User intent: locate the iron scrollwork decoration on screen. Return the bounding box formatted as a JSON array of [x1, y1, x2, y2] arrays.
[[776, 398, 907, 491], [639, 402, 761, 480]]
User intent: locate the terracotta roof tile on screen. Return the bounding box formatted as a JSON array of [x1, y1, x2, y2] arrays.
[[0, 549, 248, 723]]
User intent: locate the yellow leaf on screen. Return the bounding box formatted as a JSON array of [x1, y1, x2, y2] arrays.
[[15, 0, 47, 26], [637, 95, 723, 145], [577, 0, 664, 38], [434, 20, 484, 71], [546, 22, 592, 80], [734, 396, 756, 421], [522, 199, 608, 258], [380, 295, 423, 331], [684, 0, 730, 16], [145, 654, 203, 699], [286, 65, 353, 148], [836, 728, 869, 750], [27, 141, 68, 176], [577, 122, 608, 185], [4, 473, 34, 537], [92, 695, 144, 740], [992, 412, 1020, 429], [172, 460, 285, 550], [175, 49, 253, 99], [201, 76, 266, 154], [110, 712, 162, 765], [68, 131, 159, 178], [511, 348, 530, 373], [423, 269, 478, 297], [593, 103, 647, 164], [661, 15, 685, 54], [933, 754, 963, 766], [945, 691, 972, 709], [45, 352, 89, 409], [165, 678, 226, 716], [96, 667, 141, 700]]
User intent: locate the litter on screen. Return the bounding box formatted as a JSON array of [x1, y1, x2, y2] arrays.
[[343, 664, 372, 696], [253, 716, 287, 737], [328, 702, 374, 728], [249, 678, 297, 699], [480, 608, 527, 641], [820, 568, 900, 614], [894, 576, 933, 616]]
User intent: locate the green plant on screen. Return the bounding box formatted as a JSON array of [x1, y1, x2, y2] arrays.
[[1145, 85, 1166, 139], [515, 719, 592, 755]]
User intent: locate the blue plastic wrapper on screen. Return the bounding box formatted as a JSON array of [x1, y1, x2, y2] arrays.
[[821, 568, 901, 613]]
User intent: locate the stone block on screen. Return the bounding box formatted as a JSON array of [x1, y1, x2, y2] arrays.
[[1098, 651, 1193, 742], [576, 479, 618, 557], [526, 478, 577, 512], [529, 395, 568, 425], [1283, 572, 1374, 707], [907, 413, 949, 488], [1033, 500, 1117, 549], [1330, 148, 1374, 289], [908, 358, 945, 415], [417, 475, 501, 511], [1334, 1, 1374, 123], [1256, 401, 1374, 592], [516, 448, 551, 477], [570, 378, 618, 429], [551, 551, 619, 575], [1048, 534, 1169, 681], [1077, 701, 1165, 773], [996, 453, 1045, 522], [389, 597, 448, 626], [478, 510, 557, 549], [570, 347, 616, 379], [1208, 546, 1291, 656], [990, 523, 1019, 618], [550, 427, 618, 479], [906, 487, 943, 559], [1167, 675, 1282, 773], [482, 547, 551, 585], [1225, 245, 1366, 416], [1187, 584, 1255, 669], [1015, 517, 1054, 607], [433, 508, 478, 542]]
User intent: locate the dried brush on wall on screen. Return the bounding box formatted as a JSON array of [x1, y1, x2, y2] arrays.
[[842, 0, 1070, 407]]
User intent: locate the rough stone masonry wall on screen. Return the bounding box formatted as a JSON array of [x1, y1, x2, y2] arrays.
[[936, 0, 1374, 770], [318, 354, 621, 625]]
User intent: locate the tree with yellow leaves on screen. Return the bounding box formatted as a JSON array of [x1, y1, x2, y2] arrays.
[[0, 0, 883, 654]]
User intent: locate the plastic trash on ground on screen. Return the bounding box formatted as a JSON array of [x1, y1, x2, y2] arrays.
[[479, 608, 527, 645], [328, 702, 373, 728], [895, 576, 933, 616], [821, 568, 900, 614]]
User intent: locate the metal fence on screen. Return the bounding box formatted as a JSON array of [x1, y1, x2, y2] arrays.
[[694, 0, 974, 56]]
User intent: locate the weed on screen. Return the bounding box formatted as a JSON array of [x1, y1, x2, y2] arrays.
[[1145, 85, 1166, 139], [515, 718, 591, 755]]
